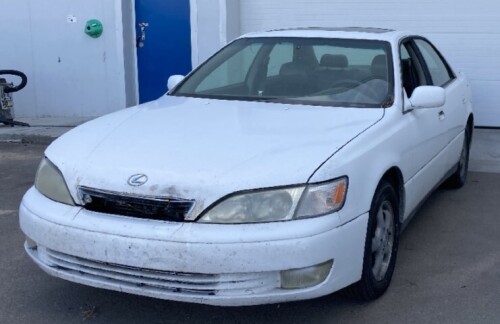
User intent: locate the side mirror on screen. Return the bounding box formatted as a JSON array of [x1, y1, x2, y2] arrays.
[[167, 75, 185, 92], [406, 86, 445, 110]]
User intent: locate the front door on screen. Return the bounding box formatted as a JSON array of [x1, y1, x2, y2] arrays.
[[400, 39, 449, 219], [135, 0, 191, 103]]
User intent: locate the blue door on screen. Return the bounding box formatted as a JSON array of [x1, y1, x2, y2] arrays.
[[135, 0, 191, 103]]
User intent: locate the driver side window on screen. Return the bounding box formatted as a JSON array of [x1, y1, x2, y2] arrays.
[[400, 41, 427, 97]]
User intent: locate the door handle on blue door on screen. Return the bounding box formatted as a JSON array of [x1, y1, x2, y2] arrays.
[[438, 111, 445, 121], [137, 22, 149, 48]]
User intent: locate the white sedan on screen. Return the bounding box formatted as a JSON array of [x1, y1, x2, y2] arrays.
[[20, 27, 473, 306]]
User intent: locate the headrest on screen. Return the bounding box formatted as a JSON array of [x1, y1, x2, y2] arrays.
[[320, 54, 348, 68], [279, 62, 307, 76], [371, 55, 388, 77]]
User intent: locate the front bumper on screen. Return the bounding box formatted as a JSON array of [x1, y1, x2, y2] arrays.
[[20, 187, 368, 306]]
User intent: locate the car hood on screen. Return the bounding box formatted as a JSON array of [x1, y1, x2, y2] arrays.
[[46, 96, 383, 217]]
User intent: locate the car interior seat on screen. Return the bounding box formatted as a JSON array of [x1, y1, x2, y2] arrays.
[[371, 55, 388, 80], [315, 54, 351, 91], [402, 58, 418, 97]]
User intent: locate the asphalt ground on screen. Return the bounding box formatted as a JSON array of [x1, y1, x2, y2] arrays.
[[1, 142, 499, 324]]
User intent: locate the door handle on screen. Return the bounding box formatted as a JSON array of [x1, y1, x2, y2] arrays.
[[438, 111, 445, 121], [137, 22, 149, 48]]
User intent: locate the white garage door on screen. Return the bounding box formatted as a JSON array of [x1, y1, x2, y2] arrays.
[[240, 0, 500, 127]]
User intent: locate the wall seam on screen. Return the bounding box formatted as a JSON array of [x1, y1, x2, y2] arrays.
[[189, 0, 199, 67], [26, 0, 39, 117]]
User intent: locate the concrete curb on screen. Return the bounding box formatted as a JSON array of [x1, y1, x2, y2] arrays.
[[0, 134, 57, 145], [0, 117, 90, 145], [0, 127, 72, 145]]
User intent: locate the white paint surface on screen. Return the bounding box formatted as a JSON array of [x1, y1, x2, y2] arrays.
[[0, 0, 136, 117], [45, 96, 384, 217], [21, 188, 368, 305], [190, 0, 222, 66], [190, 0, 240, 67]]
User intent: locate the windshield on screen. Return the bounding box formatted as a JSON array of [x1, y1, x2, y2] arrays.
[[172, 37, 394, 108]]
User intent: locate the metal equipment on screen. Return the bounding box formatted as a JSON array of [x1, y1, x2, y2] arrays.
[[0, 70, 29, 127]]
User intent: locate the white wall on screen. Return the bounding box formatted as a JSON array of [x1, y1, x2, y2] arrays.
[[121, 0, 139, 108], [0, 0, 137, 118], [190, 0, 240, 68]]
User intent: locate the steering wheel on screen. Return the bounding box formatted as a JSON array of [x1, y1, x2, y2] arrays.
[[311, 79, 363, 96], [312, 78, 380, 100]]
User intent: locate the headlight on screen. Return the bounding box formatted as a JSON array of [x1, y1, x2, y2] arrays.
[[35, 158, 75, 206], [198, 177, 347, 224], [199, 187, 305, 223], [295, 177, 348, 218]]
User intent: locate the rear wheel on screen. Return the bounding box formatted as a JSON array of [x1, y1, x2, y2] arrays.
[[347, 180, 399, 301]]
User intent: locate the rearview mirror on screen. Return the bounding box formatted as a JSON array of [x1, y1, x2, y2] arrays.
[[167, 75, 185, 92], [407, 86, 445, 110]]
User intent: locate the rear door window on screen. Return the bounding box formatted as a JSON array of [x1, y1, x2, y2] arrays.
[[414, 39, 454, 87]]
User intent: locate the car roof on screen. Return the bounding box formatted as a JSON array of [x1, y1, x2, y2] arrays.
[[239, 27, 411, 42]]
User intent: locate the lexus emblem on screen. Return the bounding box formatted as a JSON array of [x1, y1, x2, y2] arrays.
[[128, 174, 148, 186]]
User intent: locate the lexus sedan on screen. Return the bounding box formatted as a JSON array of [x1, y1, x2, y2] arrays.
[[20, 27, 473, 306]]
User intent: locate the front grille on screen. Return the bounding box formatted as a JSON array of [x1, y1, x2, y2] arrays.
[[78, 187, 194, 222], [41, 248, 279, 296]]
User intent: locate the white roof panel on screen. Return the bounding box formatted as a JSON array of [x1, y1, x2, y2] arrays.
[[239, 27, 411, 43]]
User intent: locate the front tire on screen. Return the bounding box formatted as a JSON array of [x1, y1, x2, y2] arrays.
[[444, 128, 470, 189], [347, 180, 400, 301]]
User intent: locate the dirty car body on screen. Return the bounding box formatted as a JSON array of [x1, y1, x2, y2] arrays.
[[20, 28, 473, 306]]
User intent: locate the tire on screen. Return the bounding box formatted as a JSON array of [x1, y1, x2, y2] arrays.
[[444, 128, 470, 189], [347, 180, 400, 301]]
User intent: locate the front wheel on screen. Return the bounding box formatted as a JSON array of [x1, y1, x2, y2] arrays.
[[347, 180, 400, 301], [444, 128, 470, 189]]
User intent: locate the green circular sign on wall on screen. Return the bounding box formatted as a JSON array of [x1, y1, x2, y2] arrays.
[[84, 19, 103, 38]]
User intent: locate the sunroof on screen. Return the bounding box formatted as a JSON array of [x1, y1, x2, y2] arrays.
[[270, 27, 394, 34]]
